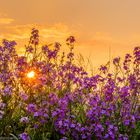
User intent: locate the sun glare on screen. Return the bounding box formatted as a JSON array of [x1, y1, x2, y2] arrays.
[[27, 71, 35, 78]]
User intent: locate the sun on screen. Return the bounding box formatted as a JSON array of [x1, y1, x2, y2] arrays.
[[27, 70, 35, 78]]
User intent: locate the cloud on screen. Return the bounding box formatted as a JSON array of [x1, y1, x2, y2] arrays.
[[0, 21, 135, 68], [0, 23, 72, 42], [40, 24, 72, 41], [0, 23, 74, 55], [0, 18, 14, 24]]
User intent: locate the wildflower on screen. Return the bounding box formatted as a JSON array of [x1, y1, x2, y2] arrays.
[[123, 53, 132, 70], [20, 92, 28, 101], [113, 57, 120, 65], [26, 45, 34, 53], [3, 86, 12, 95], [27, 104, 36, 113], [128, 74, 137, 89], [70, 123, 75, 128], [124, 120, 130, 126], [99, 65, 108, 74], [34, 112, 40, 117], [30, 28, 39, 45], [120, 86, 129, 98], [20, 117, 29, 123], [19, 132, 30, 140], [34, 124, 39, 129], [52, 111, 58, 117], [2, 39, 17, 50], [0, 29, 139, 139], [17, 56, 27, 66], [108, 130, 115, 139], [66, 36, 76, 44], [104, 133, 109, 139], [119, 134, 128, 140], [67, 52, 74, 59], [42, 45, 48, 52], [133, 46, 140, 64], [54, 42, 61, 50], [43, 113, 48, 118]]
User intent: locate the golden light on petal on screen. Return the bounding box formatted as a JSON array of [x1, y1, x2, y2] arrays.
[[27, 71, 35, 78]]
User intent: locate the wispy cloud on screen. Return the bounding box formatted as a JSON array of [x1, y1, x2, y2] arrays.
[[0, 23, 72, 41], [0, 18, 14, 24], [0, 18, 136, 67]]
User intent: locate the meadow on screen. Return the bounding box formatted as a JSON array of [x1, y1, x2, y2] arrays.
[[0, 28, 139, 140]]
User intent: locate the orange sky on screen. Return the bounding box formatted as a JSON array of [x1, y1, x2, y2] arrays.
[[0, 0, 140, 68]]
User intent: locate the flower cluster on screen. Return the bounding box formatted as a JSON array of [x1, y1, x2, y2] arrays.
[[0, 29, 139, 140]]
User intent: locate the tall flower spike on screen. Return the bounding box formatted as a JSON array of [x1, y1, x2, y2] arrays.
[[30, 28, 39, 46]]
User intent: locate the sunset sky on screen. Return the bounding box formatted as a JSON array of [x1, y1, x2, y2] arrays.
[[0, 0, 140, 68]]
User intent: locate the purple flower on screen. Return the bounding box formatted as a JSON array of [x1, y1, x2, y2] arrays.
[[66, 36, 76, 44], [123, 53, 132, 70], [43, 113, 48, 118], [20, 92, 28, 101], [3, 86, 12, 95], [0, 29, 139, 140], [101, 109, 106, 115], [119, 134, 128, 140], [20, 117, 29, 123], [42, 45, 48, 52], [104, 133, 109, 139], [120, 86, 129, 98], [2, 39, 17, 49], [30, 28, 39, 45], [70, 123, 76, 128], [113, 57, 120, 65], [108, 130, 115, 139], [108, 125, 114, 130], [26, 45, 34, 53], [133, 46, 140, 64], [128, 74, 137, 89], [67, 52, 74, 59], [34, 124, 39, 129], [52, 111, 58, 118], [54, 42, 61, 50], [99, 65, 108, 74], [17, 56, 27, 66], [124, 120, 130, 126], [19, 132, 30, 140], [27, 104, 36, 113], [48, 93, 58, 105], [34, 112, 40, 117]]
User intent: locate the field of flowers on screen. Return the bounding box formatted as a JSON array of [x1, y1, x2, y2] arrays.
[[0, 28, 139, 140]]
